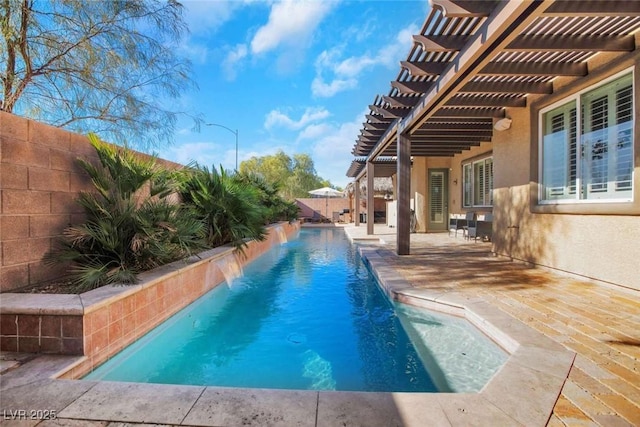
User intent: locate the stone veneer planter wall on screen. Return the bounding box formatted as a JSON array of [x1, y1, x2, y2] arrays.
[[0, 221, 299, 378]]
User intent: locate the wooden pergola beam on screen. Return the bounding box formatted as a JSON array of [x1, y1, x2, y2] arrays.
[[382, 95, 422, 108], [391, 80, 434, 94], [413, 129, 493, 138], [370, 105, 410, 119], [480, 61, 587, 77], [543, 1, 640, 17], [416, 124, 494, 133], [413, 34, 470, 51], [433, 107, 505, 118], [400, 61, 449, 76], [461, 80, 553, 94], [409, 140, 484, 146], [445, 94, 526, 107], [364, 122, 390, 130], [423, 117, 493, 126], [430, 0, 495, 17], [365, 114, 392, 123], [507, 34, 636, 52], [411, 151, 458, 156]]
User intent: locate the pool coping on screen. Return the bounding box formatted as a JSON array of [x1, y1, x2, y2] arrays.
[[0, 227, 575, 426]]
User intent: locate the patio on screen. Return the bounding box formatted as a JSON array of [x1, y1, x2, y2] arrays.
[[0, 224, 638, 426], [347, 225, 640, 426]]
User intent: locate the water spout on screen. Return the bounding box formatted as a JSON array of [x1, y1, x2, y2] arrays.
[[274, 224, 288, 244], [215, 254, 243, 287]]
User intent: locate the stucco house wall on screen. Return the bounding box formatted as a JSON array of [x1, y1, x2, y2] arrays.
[[440, 58, 640, 291]]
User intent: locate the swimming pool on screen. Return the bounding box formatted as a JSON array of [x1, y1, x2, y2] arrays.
[[84, 228, 506, 392]]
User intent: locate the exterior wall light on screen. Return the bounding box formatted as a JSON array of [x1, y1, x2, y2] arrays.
[[494, 117, 512, 131]]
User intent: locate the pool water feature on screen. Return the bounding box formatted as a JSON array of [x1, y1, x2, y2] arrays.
[[84, 228, 506, 392]]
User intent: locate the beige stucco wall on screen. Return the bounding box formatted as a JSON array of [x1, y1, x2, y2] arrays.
[[411, 156, 458, 232], [490, 98, 640, 291], [447, 141, 494, 218], [493, 101, 640, 289], [412, 70, 640, 290], [411, 157, 428, 232]]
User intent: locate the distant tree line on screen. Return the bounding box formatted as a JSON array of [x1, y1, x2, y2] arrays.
[[239, 150, 339, 200]]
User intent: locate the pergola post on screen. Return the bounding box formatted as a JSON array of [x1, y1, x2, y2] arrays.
[[397, 132, 411, 255], [367, 161, 375, 235], [354, 178, 360, 226]]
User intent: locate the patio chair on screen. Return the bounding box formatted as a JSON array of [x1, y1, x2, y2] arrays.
[[311, 210, 323, 223], [462, 212, 477, 240], [476, 214, 493, 242], [448, 214, 467, 237]]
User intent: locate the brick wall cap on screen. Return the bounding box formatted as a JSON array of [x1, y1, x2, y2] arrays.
[[0, 293, 83, 315], [80, 284, 143, 314]]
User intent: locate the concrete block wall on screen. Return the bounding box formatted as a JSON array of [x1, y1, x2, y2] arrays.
[[296, 197, 387, 223], [296, 198, 350, 220], [0, 112, 181, 292]]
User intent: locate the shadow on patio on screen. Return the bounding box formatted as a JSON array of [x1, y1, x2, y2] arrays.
[[344, 224, 640, 426]]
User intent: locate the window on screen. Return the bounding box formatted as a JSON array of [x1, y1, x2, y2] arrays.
[[463, 156, 493, 207], [540, 71, 634, 203]]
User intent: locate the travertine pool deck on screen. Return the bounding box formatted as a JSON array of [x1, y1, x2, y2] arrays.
[[1, 224, 638, 426]]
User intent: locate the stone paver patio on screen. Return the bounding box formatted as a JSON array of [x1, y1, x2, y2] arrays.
[[0, 223, 638, 426], [347, 224, 640, 426]]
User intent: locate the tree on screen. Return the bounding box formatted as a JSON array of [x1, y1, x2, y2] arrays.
[[239, 151, 292, 186], [1, 0, 193, 148], [239, 150, 333, 199]]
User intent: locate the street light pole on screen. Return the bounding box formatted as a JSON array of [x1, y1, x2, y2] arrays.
[[205, 123, 239, 170]]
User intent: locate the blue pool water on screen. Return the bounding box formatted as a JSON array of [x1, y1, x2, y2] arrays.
[[85, 228, 506, 392]]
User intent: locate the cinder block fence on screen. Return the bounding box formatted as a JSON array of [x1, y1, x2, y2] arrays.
[[0, 112, 179, 292]]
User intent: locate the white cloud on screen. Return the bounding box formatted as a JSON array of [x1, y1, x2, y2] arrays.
[[164, 141, 237, 171], [177, 1, 244, 66], [297, 123, 333, 141], [282, 108, 367, 187], [222, 44, 249, 80], [311, 23, 419, 98], [178, 40, 210, 64], [311, 76, 357, 98], [250, 1, 334, 55], [182, 1, 238, 35], [264, 107, 331, 130], [308, 113, 362, 188]]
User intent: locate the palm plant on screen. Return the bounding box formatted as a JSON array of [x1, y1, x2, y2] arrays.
[[51, 134, 205, 290], [178, 164, 267, 252], [237, 172, 299, 223]]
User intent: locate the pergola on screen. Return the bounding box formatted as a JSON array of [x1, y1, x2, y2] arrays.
[[346, 0, 640, 254]]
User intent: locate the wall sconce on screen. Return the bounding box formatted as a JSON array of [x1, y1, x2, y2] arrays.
[[453, 179, 458, 185], [494, 117, 512, 131]]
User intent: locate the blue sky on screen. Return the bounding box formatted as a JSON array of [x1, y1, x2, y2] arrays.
[[163, 1, 429, 188]]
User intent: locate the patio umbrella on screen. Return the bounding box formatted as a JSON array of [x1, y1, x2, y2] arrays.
[[308, 187, 343, 218], [308, 187, 343, 198]]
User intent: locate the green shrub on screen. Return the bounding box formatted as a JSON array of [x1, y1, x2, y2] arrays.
[[236, 172, 300, 223], [50, 134, 205, 290], [177, 164, 267, 252]]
